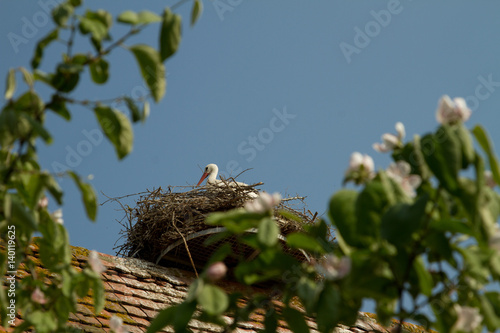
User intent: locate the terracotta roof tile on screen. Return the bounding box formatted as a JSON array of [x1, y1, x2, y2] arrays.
[[139, 307, 159, 319], [106, 280, 134, 296], [0, 242, 432, 333], [121, 304, 149, 319]]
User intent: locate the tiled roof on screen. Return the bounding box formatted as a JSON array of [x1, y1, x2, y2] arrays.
[[1, 243, 425, 333]]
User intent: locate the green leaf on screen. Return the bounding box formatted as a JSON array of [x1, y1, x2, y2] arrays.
[[19, 67, 34, 88], [31, 29, 59, 69], [117, 10, 138, 25], [89, 58, 109, 84], [24, 114, 53, 144], [52, 3, 73, 26], [142, 100, 150, 122], [198, 284, 228, 316], [124, 96, 142, 123], [27, 310, 58, 332], [277, 209, 302, 223], [473, 125, 500, 186], [147, 306, 177, 333], [5, 68, 16, 100], [33, 69, 54, 86], [286, 233, 325, 254], [485, 292, 500, 322], [282, 307, 310, 333], [258, 217, 279, 247], [191, 0, 203, 26], [380, 194, 428, 247], [458, 245, 489, 285], [92, 277, 105, 314], [421, 127, 461, 193], [454, 123, 475, 168], [429, 218, 474, 236], [0, 281, 8, 327], [480, 293, 500, 330], [137, 11, 162, 24], [68, 171, 97, 221], [262, 309, 278, 333], [14, 91, 44, 114], [147, 301, 196, 333], [51, 63, 82, 93], [206, 209, 261, 231], [296, 277, 321, 312], [71, 272, 89, 297], [79, 15, 108, 41], [129, 44, 166, 102], [186, 279, 204, 302], [413, 256, 432, 296], [4, 193, 37, 230], [160, 8, 182, 62], [316, 284, 341, 332], [329, 189, 358, 247], [94, 105, 133, 159], [46, 95, 71, 121], [72, 53, 89, 65], [355, 180, 392, 241]]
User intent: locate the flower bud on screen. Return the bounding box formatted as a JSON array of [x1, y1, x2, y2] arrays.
[[206, 261, 227, 281]]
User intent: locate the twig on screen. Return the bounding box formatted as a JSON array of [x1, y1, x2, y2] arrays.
[[281, 196, 306, 202], [172, 213, 198, 278], [234, 168, 254, 179], [67, 16, 77, 57]]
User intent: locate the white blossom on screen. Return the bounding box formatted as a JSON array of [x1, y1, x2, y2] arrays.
[[347, 152, 375, 174], [373, 122, 405, 153], [244, 192, 281, 213], [315, 255, 351, 280], [51, 209, 64, 224], [206, 261, 227, 281], [31, 287, 47, 304], [485, 170, 496, 189], [436, 95, 471, 125], [386, 161, 421, 198], [88, 250, 106, 274], [37, 196, 49, 209], [110, 315, 128, 333], [452, 304, 482, 333], [344, 152, 375, 185]]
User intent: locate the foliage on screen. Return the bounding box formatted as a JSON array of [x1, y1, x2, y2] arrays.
[[0, 0, 202, 331], [2, 1, 500, 333], [148, 103, 500, 333]]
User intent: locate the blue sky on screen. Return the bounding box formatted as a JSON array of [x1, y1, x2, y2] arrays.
[[2, 1, 500, 260]]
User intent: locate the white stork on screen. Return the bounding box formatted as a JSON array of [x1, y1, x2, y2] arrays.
[[196, 163, 258, 197]]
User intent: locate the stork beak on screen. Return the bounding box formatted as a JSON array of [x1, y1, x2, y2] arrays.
[[197, 172, 208, 186]]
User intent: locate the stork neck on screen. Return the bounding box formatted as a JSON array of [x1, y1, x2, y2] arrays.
[[207, 165, 219, 184]]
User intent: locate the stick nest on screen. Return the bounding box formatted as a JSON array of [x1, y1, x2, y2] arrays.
[[113, 182, 318, 265]]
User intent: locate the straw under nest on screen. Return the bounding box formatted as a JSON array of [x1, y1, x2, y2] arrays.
[[113, 182, 317, 266]]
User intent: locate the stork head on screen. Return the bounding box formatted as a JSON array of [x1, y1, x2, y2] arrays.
[[197, 164, 219, 186]]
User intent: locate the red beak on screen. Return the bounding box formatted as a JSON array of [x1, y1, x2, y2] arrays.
[[197, 172, 208, 186]]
